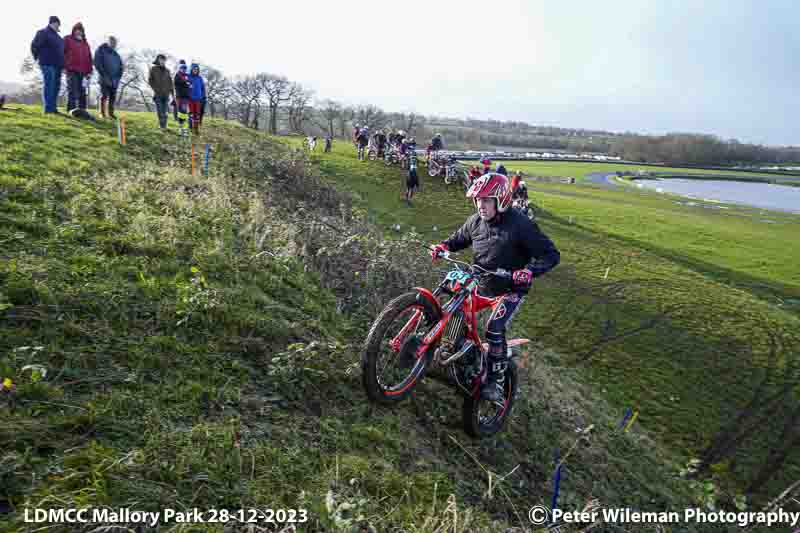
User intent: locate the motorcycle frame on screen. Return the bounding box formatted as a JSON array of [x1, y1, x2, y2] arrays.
[[387, 277, 509, 397]]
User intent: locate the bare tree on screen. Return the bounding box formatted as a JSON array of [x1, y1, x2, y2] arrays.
[[258, 73, 290, 134], [339, 105, 356, 137], [116, 49, 152, 111], [354, 104, 387, 130], [231, 75, 264, 129], [286, 82, 314, 134], [200, 65, 230, 118], [19, 56, 47, 103], [316, 99, 343, 138]]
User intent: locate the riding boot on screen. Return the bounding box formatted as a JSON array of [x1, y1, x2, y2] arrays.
[[481, 340, 508, 403]]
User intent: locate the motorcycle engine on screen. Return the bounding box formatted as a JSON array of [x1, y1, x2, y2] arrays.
[[434, 311, 466, 364]]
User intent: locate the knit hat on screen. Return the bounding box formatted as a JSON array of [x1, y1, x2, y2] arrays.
[[49, 16, 61, 25], [178, 60, 187, 71], [153, 54, 166, 65], [190, 63, 200, 73]]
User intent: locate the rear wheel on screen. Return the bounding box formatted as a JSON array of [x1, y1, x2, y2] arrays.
[[362, 292, 442, 404], [444, 169, 457, 185], [368, 149, 377, 161], [462, 359, 518, 437]]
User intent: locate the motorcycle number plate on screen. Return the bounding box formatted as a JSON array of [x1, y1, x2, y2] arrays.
[[445, 270, 472, 285]]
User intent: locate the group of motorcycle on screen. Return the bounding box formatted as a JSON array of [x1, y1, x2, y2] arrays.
[[426, 151, 461, 185]]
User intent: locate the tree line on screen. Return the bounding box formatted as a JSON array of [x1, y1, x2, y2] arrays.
[[16, 48, 799, 165], [610, 133, 800, 166]]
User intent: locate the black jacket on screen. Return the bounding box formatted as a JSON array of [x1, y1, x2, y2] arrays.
[[173, 71, 191, 99], [443, 209, 560, 294]]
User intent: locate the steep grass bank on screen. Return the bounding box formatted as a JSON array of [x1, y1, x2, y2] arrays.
[[0, 108, 769, 532], [299, 138, 800, 510]]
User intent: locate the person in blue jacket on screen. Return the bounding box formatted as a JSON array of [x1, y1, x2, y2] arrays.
[[93, 36, 124, 119], [30, 16, 65, 114], [187, 63, 206, 135]]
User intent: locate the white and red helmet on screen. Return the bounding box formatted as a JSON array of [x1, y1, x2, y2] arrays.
[[466, 173, 513, 212]]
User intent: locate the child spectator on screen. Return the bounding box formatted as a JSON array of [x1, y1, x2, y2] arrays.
[[187, 63, 206, 135], [173, 60, 192, 135]]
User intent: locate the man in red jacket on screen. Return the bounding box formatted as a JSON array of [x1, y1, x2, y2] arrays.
[[63, 22, 92, 113]]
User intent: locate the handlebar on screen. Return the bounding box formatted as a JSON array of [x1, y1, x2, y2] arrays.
[[431, 248, 512, 279]]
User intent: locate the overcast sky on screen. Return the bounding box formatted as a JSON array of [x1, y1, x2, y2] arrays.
[[3, 0, 798, 145]]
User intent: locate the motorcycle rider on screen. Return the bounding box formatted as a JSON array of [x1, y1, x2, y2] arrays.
[[376, 129, 387, 157], [405, 146, 419, 205], [356, 126, 369, 160], [512, 179, 530, 216], [431, 132, 444, 152], [430, 173, 560, 403], [481, 157, 492, 175]]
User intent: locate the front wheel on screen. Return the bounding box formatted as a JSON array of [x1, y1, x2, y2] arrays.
[[444, 169, 457, 185], [462, 359, 518, 437], [362, 292, 442, 404]]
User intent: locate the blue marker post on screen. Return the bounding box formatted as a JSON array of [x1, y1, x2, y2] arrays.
[[204, 144, 210, 176], [618, 407, 633, 431], [551, 448, 562, 524]]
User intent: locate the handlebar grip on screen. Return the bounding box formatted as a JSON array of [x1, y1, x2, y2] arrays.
[[495, 268, 512, 279]]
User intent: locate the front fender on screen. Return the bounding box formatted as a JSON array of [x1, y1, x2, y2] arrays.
[[413, 287, 443, 318]]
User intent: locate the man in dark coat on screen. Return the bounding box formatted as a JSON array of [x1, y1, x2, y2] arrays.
[[63, 22, 93, 113], [94, 36, 123, 119], [148, 54, 174, 129], [30, 16, 65, 114]]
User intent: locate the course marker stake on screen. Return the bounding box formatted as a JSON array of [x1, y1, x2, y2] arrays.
[[624, 410, 639, 432]]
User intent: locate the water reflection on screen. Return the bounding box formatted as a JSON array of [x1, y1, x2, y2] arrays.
[[635, 179, 800, 214]]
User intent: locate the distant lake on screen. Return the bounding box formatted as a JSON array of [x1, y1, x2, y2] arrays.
[[635, 179, 800, 214]]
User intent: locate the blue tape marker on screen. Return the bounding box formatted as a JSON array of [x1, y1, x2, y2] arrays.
[[618, 407, 633, 430], [204, 144, 210, 176], [551, 448, 562, 522]]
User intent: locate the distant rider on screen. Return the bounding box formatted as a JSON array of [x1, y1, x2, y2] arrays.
[[356, 126, 369, 160]]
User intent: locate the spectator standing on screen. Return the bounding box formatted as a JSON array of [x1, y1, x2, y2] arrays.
[[30, 16, 65, 114], [324, 136, 332, 153], [148, 54, 173, 129], [173, 60, 192, 135], [63, 22, 92, 114], [94, 36, 123, 119], [187, 64, 206, 135]]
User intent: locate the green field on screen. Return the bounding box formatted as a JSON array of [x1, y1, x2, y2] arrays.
[[2, 106, 798, 531], [458, 159, 795, 181], [307, 139, 800, 501]]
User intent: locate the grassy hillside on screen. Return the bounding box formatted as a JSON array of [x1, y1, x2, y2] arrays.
[[297, 139, 800, 510], [1, 107, 742, 532]]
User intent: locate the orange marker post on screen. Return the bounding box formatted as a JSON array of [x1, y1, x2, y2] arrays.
[[121, 116, 127, 145]]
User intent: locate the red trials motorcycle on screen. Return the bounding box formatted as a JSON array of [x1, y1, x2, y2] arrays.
[[362, 250, 530, 437]]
